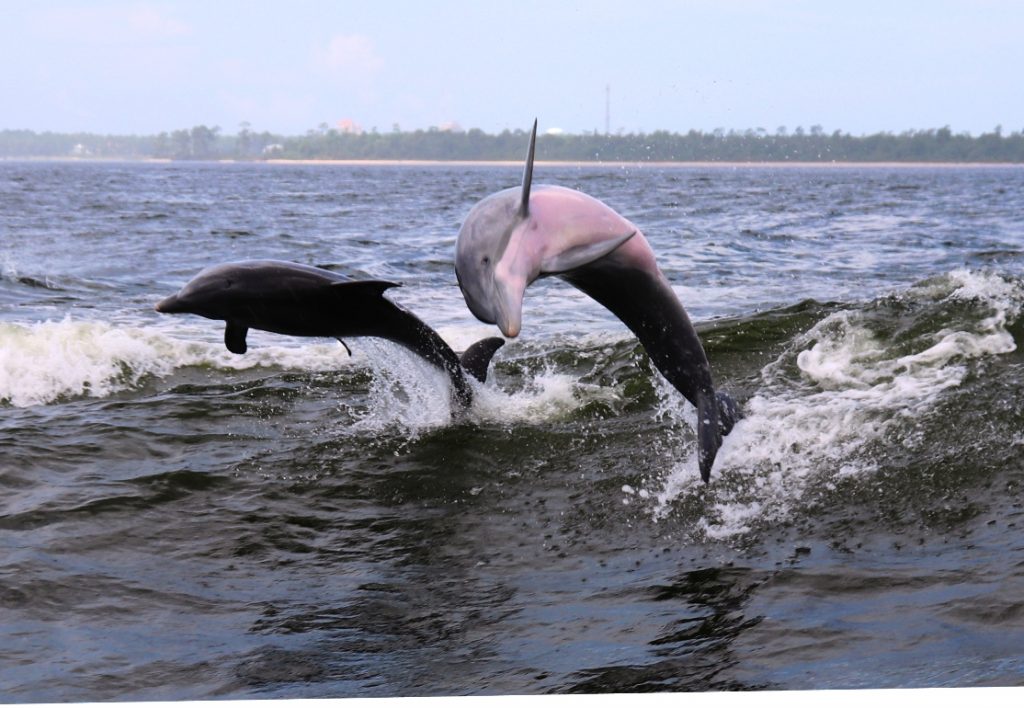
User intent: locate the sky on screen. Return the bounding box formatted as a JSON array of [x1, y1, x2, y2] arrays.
[[2, 0, 1022, 137]]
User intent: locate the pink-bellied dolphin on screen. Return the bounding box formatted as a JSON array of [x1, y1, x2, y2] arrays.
[[156, 259, 504, 410], [454, 121, 737, 481]]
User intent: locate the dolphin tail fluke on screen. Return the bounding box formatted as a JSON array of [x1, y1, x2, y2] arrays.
[[696, 392, 724, 483], [716, 390, 740, 437], [459, 337, 505, 382]]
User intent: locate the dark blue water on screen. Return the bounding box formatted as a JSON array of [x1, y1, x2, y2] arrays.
[[2, 160, 1023, 699]]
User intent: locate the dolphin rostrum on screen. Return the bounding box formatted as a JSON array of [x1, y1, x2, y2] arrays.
[[454, 120, 737, 481], [156, 259, 504, 409]]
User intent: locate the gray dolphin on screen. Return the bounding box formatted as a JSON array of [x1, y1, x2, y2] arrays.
[[454, 121, 737, 481], [155, 259, 504, 409]]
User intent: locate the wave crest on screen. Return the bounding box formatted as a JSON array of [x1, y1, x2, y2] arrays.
[[652, 268, 1022, 538], [0, 317, 348, 407]]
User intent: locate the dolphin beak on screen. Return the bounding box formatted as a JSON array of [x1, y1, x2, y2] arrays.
[[496, 313, 520, 338], [155, 293, 184, 313], [493, 278, 524, 338]]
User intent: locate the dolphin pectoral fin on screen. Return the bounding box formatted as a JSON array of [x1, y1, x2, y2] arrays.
[[539, 230, 637, 275], [459, 337, 505, 382], [225, 322, 249, 354], [336, 338, 352, 356], [329, 280, 401, 298], [696, 392, 723, 483]]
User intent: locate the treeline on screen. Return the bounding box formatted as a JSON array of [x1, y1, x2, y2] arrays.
[[2, 124, 1024, 162]]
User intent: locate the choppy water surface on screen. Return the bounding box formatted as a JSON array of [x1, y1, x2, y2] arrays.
[[2, 160, 1023, 699]]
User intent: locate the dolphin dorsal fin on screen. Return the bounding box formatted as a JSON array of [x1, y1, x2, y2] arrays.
[[459, 337, 505, 382], [519, 119, 538, 218], [329, 279, 401, 298]]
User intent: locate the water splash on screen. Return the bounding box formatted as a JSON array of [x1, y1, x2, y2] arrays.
[[344, 339, 454, 435], [650, 269, 1022, 539], [336, 339, 622, 436], [473, 364, 610, 426]]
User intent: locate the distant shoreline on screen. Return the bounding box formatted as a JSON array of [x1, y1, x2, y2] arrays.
[[6, 125, 1022, 163], [3, 156, 1023, 169], [265, 158, 1024, 169]]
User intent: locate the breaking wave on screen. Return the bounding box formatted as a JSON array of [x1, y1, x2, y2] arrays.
[[0, 317, 349, 407], [5, 269, 1022, 544], [648, 268, 1023, 538]]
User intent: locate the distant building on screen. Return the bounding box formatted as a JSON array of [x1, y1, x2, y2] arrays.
[[70, 143, 90, 157], [336, 118, 363, 135], [261, 143, 284, 155]]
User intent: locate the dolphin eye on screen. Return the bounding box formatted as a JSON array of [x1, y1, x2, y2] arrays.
[[481, 256, 490, 265]]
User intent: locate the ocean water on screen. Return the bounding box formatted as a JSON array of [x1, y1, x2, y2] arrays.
[[1, 160, 1023, 699]]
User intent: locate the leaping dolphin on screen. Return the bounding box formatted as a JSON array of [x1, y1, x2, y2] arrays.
[[454, 121, 737, 481], [155, 260, 504, 410]]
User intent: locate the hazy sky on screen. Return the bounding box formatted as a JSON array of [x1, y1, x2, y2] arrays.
[[3, 1, 1022, 136]]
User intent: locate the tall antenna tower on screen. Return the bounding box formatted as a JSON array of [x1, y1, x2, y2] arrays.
[[605, 84, 610, 135]]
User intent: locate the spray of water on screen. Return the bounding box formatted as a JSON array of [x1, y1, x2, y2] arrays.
[[650, 269, 1022, 539]]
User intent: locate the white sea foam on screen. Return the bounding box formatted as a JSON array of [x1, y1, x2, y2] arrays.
[[650, 269, 1023, 539], [0, 316, 351, 407], [335, 344, 611, 438], [450, 328, 630, 429], [0, 315, 612, 449], [473, 366, 611, 425]]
